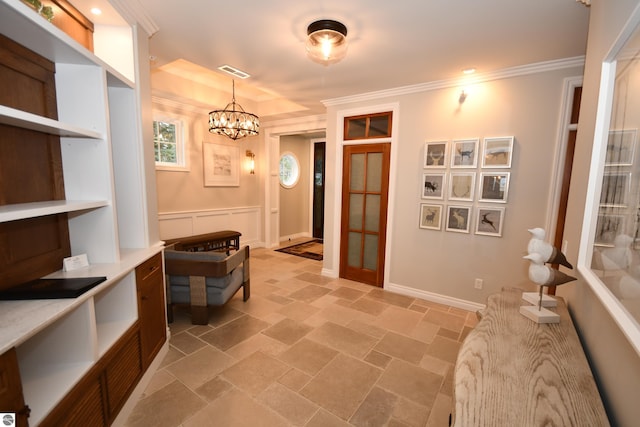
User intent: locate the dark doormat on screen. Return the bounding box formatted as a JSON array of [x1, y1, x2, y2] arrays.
[[275, 239, 323, 261]]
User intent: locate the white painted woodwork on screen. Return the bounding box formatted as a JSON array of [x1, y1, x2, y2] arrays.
[[0, 0, 164, 424]]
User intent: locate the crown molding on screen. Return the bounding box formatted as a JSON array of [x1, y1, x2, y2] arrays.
[[109, 0, 159, 37], [322, 56, 585, 107]]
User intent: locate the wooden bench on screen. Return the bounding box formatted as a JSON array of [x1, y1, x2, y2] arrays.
[[164, 230, 241, 253]]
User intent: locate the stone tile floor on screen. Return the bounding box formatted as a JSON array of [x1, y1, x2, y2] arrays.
[[125, 244, 478, 427]]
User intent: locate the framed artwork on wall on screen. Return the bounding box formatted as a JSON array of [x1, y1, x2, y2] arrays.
[[445, 205, 472, 233], [448, 172, 475, 201], [605, 129, 636, 166], [482, 136, 514, 168], [203, 142, 240, 186], [419, 203, 443, 230], [451, 138, 479, 168], [599, 172, 630, 207], [479, 172, 510, 203], [424, 141, 448, 168], [422, 173, 446, 199], [475, 206, 505, 237]]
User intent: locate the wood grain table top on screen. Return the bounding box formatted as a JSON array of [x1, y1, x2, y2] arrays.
[[452, 288, 609, 426]]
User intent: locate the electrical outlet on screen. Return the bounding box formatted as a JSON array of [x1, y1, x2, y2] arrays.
[[474, 278, 483, 289]]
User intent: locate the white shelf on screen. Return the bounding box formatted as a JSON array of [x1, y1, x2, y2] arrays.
[[0, 105, 103, 139], [0, 200, 108, 223], [21, 361, 93, 425]]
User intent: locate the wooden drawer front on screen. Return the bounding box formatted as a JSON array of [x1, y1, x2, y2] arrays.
[[136, 252, 162, 283], [105, 331, 142, 418]]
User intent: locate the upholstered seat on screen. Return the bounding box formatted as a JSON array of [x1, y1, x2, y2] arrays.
[[164, 245, 250, 325]]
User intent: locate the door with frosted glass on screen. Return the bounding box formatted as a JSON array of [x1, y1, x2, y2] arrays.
[[339, 143, 390, 286]]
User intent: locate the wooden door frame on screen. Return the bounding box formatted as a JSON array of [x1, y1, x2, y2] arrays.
[[544, 77, 583, 252], [330, 103, 400, 286]]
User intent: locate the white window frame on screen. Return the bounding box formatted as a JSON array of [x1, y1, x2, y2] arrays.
[[153, 114, 189, 171]]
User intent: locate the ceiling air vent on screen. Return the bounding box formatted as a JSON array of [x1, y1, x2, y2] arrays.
[[217, 65, 250, 79]]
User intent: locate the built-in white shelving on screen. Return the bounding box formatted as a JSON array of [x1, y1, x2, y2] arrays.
[[0, 0, 163, 424], [0, 105, 103, 139], [0, 200, 109, 223]]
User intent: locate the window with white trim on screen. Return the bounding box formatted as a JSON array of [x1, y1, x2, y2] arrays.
[[153, 116, 187, 169]]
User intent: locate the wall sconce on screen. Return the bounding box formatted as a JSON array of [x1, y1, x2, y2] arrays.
[[246, 150, 255, 174], [459, 89, 468, 104]]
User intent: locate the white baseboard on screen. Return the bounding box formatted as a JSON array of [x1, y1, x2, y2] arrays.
[[385, 282, 486, 312], [279, 232, 312, 243]]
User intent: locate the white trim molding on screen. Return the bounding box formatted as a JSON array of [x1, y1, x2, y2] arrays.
[[158, 206, 262, 247], [386, 282, 486, 313]]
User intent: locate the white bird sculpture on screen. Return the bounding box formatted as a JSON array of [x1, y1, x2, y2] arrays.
[[527, 227, 573, 269], [524, 252, 577, 286]]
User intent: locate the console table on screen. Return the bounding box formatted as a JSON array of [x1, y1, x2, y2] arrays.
[[165, 230, 241, 253], [452, 288, 609, 426]]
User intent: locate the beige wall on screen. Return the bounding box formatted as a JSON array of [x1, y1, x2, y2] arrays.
[[324, 66, 583, 302], [560, 1, 640, 425], [279, 135, 311, 240], [151, 71, 262, 215]]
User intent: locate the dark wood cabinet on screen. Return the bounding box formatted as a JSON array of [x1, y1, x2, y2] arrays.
[[39, 326, 143, 427], [0, 348, 29, 427], [136, 253, 167, 370]]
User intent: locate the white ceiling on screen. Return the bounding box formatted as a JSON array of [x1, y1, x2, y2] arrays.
[[73, 0, 590, 119]]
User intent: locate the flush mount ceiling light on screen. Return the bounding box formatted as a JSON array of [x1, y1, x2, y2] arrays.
[[306, 19, 348, 65], [208, 80, 259, 141]]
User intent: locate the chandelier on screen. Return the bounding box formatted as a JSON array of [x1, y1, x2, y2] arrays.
[[208, 80, 259, 140]]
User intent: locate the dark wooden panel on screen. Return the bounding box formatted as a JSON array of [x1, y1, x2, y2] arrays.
[[136, 253, 167, 370], [40, 365, 107, 427], [41, 1, 94, 52], [104, 330, 142, 419], [0, 32, 71, 290], [0, 33, 57, 118], [0, 348, 30, 427]]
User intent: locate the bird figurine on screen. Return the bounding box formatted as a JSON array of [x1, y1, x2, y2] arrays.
[[527, 227, 573, 269], [524, 252, 577, 310]]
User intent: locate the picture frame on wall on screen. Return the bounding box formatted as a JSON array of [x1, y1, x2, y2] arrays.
[[422, 173, 446, 199], [203, 142, 240, 186], [419, 203, 443, 230], [606, 129, 636, 166], [445, 205, 472, 233], [451, 138, 479, 168], [479, 172, 510, 203], [475, 206, 505, 237], [448, 172, 475, 201], [482, 136, 514, 168], [424, 141, 448, 168], [599, 172, 631, 207], [594, 213, 626, 246]]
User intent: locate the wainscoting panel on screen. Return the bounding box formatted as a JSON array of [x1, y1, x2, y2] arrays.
[[158, 206, 262, 246]]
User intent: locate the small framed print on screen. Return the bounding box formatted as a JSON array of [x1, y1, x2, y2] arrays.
[[424, 141, 448, 168], [482, 136, 514, 168], [451, 138, 479, 168], [600, 172, 630, 207], [606, 129, 636, 166], [594, 213, 626, 246], [479, 172, 510, 203], [448, 172, 475, 201], [475, 207, 505, 237], [446, 205, 472, 233], [422, 173, 446, 199], [419, 203, 443, 230]]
